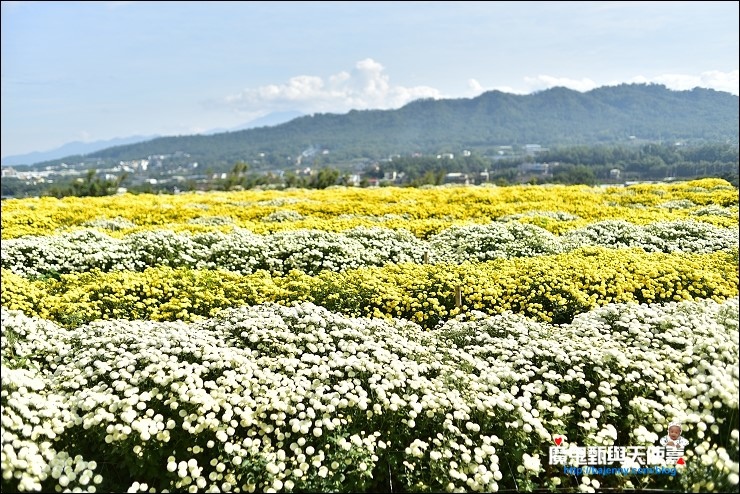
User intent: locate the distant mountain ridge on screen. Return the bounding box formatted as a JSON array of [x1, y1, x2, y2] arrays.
[[1, 111, 305, 167], [21, 84, 740, 169], [1, 135, 159, 167]]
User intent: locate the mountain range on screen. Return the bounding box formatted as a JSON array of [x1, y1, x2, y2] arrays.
[[1, 135, 160, 167], [1, 111, 304, 167], [7, 84, 739, 170]]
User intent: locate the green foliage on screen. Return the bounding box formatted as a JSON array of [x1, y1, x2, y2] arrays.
[[551, 164, 597, 185], [310, 168, 341, 189]]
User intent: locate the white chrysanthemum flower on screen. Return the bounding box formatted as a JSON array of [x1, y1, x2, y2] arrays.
[[522, 453, 541, 472]]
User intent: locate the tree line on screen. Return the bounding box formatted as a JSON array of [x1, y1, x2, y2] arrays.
[[2, 142, 736, 198]]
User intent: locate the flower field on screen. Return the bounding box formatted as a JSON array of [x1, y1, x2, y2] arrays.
[[1, 179, 738, 493]]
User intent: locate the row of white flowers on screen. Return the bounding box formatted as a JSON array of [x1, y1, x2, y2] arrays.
[[2, 297, 738, 492], [3, 220, 737, 277]]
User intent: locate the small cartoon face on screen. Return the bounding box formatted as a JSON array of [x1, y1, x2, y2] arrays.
[[668, 425, 682, 440]]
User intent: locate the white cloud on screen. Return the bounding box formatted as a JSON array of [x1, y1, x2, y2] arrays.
[[225, 59, 443, 117], [467, 78, 483, 93], [631, 70, 739, 95], [523, 75, 600, 93]]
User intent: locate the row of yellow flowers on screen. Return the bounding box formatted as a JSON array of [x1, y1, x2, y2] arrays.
[[3, 247, 736, 330], [2, 180, 737, 239]]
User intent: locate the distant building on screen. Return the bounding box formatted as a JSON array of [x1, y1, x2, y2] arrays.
[[444, 172, 470, 185], [1, 167, 18, 178], [518, 162, 549, 174]]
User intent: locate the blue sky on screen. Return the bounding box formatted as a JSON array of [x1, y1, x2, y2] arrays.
[[2, 1, 738, 158]]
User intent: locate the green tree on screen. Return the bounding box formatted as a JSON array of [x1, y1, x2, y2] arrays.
[[552, 164, 596, 185], [310, 168, 340, 189], [221, 161, 250, 190], [48, 169, 125, 198], [283, 172, 306, 189]]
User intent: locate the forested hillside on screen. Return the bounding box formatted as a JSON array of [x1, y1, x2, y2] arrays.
[[35, 84, 739, 170]]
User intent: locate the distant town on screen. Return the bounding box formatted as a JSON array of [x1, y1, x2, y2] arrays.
[[2, 141, 737, 199]]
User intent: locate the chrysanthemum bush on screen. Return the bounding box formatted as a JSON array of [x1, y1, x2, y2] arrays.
[[2, 179, 737, 240], [2, 248, 736, 328], [2, 220, 737, 278], [2, 297, 738, 493]]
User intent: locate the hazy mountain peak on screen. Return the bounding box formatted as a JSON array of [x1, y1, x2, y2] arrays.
[[1, 135, 159, 167]]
